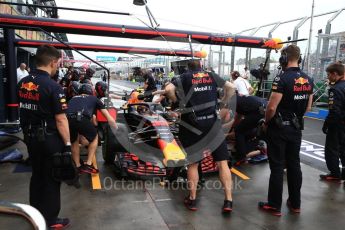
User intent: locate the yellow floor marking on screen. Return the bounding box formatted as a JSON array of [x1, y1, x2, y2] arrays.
[[91, 155, 102, 190], [231, 168, 250, 180]]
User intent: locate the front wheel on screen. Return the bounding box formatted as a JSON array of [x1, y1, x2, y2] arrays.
[[102, 126, 115, 164]]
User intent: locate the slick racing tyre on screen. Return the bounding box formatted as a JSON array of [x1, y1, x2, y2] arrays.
[[102, 125, 116, 164]]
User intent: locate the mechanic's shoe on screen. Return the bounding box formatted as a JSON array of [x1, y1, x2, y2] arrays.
[[184, 196, 197, 211], [77, 166, 83, 175], [286, 199, 301, 213], [222, 200, 233, 213], [319, 173, 341, 182], [76, 160, 85, 174], [258, 202, 282, 216], [79, 164, 99, 174], [48, 218, 70, 229]]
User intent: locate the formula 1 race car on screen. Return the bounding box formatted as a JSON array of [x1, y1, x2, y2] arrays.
[[98, 98, 184, 179], [97, 92, 220, 181]]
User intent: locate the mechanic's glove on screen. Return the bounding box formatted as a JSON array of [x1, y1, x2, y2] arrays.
[[256, 119, 267, 137], [322, 122, 328, 134], [52, 145, 78, 184], [63, 145, 72, 153]]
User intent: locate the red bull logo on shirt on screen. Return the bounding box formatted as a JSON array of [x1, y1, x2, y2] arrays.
[[21, 82, 39, 91], [294, 77, 309, 85], [19, 82, 40, 101], [193, 72, 209, 78], [294, 77, 311, 92], [192, 72, 213, 84]]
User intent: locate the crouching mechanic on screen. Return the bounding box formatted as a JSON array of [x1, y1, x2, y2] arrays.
[[231, 93, 267, 162], [66, 84, 117, 174], [165, 60, 236, 213]]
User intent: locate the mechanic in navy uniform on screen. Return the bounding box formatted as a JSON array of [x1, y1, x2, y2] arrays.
[[66, 84, 117, 174], [102, 70, 107, 82], [258, 45, 313, 216], [320, 62, 345, 181], [95, 81, 124, 100], [18, 45, 72, 228], [80, 68, 95, 84], [59, 66, 73, 88], [165, 60, 236, 212], [231, 94, 267, 161], [142, 69, 157, 101]]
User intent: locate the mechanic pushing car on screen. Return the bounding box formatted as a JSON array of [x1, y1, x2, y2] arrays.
[[165, 59, 236, 213], [66, 81, 81, 102], [18, 45, 72, 228], [95, 81, 124, 100], [66, 83, 117, 174], [59, 66, 73, 88], [80, 68, 95, 84], [142, 68, 157, 101], [258, 44, 313, 216]]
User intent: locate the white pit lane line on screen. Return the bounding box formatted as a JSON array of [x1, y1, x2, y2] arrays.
[[300, 140, 342, 167]]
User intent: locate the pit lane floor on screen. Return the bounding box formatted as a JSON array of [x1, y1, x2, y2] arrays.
[[1, 118, 344, 230]]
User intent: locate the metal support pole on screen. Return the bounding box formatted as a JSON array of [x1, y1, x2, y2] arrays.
[[306, 0, 315, 75], [266, 23, 281, 72], [127, 63, 130, 80], [320, 23, 332, 75], [3, 29, 18, 122], [246, 27, 262, 70], [230, 46, 235, 72], [292, 17, 309, 43], [245, 48, 249, 68], [315, 34, 322, 80], [335, 37, 341, 61], [0, 60, 5, 122], [248, 48, 252, 70], [219, 46, 222, 76], [265, 48, 271, 75], [320, 9, 344, 79], [208, 46, 212, 69], [222, 47, 225, 76]]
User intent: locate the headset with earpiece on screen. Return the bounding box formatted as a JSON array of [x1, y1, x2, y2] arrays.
[[279, 46, 302, 69]]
